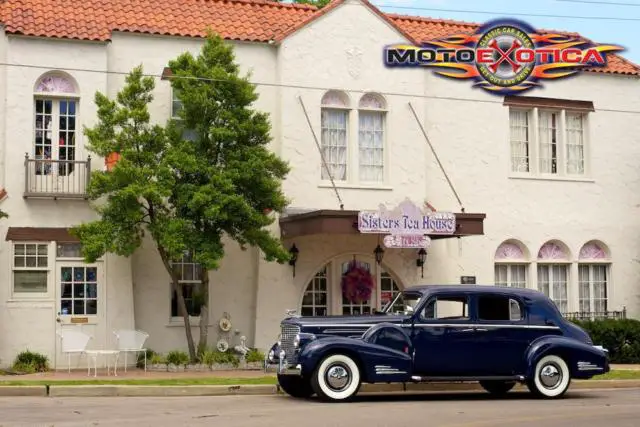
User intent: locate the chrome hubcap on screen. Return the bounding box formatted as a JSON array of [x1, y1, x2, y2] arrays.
[[539, 364, 562, 388], [326, 365, 350, 390]]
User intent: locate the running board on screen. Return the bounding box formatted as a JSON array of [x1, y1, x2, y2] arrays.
[[410, 375, 525, 383]]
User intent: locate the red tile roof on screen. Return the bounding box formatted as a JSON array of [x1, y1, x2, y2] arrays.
[[0, 0, 637, 75]]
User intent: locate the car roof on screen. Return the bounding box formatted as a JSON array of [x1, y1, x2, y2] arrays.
[[405, 284, 547, 300]]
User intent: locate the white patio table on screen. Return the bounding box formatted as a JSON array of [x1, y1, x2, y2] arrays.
[[85, 350, 120, 377]]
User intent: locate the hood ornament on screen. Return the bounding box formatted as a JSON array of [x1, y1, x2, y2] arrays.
[[285, 309, 299, 317]]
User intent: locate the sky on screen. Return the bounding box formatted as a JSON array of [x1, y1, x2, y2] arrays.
[[368, 0, 640, 65]]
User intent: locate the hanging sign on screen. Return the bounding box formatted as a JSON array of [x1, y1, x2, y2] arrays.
[[358, 198, 456, 235], [383, 234, 431, 249]]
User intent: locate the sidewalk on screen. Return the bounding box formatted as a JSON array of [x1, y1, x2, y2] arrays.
[[1, 364, 637, 382], [0, 368, 274, 382]]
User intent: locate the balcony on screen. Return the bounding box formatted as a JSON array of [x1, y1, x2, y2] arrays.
[[565, 307, 627, 321], [24, 154, 91, 199]]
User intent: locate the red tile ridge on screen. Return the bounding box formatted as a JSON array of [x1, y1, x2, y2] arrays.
[[275, 0, 419, 45]]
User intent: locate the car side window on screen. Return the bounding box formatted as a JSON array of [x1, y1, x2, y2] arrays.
[[477, 295, 524, 322], [420, 296, 469, 321]]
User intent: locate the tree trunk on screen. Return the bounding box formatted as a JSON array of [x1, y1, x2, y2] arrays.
[[174, 281, 197, 360], [157, 246, 197, 361], [197, 270, 210, 356]]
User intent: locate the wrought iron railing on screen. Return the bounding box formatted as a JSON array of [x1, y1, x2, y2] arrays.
[[564, 307, 627, 321], [24, 154, 91, 199]]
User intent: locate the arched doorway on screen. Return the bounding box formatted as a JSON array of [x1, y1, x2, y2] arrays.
[[300, 254, 402, 316]]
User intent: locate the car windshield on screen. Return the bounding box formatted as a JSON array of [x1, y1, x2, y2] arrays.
[[382, 291, 422, 315]]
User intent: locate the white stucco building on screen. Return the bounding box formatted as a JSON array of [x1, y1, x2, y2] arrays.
[[1, 0, 639, 369]]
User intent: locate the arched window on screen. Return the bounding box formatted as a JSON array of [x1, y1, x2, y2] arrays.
[[578, 241, 610, 315], [536, 241, 570, 313], [299, 258, 402, 316], [320, 91, 350, 181], [33, 73, 79, 177], [358, 93, 386, 183], [494, 240, 528, 288]]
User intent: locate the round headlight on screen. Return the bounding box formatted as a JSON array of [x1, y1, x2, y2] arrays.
[[293, 334, 300, 348]]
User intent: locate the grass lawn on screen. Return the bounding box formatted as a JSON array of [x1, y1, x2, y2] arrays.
[[0, 371, 638, 386], [593, 370, 640, 380]]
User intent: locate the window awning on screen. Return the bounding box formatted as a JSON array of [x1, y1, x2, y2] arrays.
[[279, 209, 486, 240], [5, 227, 79, 242]]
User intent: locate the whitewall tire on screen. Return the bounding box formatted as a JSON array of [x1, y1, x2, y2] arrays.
[[527, 355, 571, 399], [311, 353, 361, 402]]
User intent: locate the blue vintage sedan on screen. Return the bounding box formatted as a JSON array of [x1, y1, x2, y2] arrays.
[[266, 285, 609, 402]]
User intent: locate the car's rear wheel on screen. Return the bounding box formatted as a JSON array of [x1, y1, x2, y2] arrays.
[[277, 375, 314, 398], [311, 353, 361, 402], [527, 354, 571, 399], [479, 380, 516, 396]]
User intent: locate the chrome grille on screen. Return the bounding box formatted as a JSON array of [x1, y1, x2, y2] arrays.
[[280, 324, 300, 364]]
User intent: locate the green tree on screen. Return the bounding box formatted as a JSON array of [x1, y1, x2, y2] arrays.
[[72, 33, 291, 360], [0, 210, 7, 219], [289, 0, 331, 7], [166, 32, 291, 353]]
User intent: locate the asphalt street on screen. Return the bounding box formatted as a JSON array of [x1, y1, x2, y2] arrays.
[[0, 388, 638, 427]]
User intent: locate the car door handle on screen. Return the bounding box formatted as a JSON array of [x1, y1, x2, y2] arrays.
[[474, 328, 489, 332], [458, 328, 475, 332]]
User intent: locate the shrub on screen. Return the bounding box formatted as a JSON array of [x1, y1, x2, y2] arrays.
[[137, 349, 159, 368], [12, 350, 50, 373], [199, 349, 240, 367], [246, 348, 265, 363], [165, 350, 190, 367], [148, 353, 166, 365], [572, 318, 640, 363]]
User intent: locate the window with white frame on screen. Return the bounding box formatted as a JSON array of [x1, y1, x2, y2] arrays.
[[508, 104, 588, 177], [299, 260, 400, 316], [320, 91, 349, 181], [358, 93, 386, 182], [578, 241, 610, 314], [170, 251, 203, 317], [494, 241, 528, 288], [13, 242, 49, 293], [300, 265, 328, 316], [171, 87, 183, 119], [536, 241, 570, 313], [33, 74, 79, 177], [509, 109, 530, 173]]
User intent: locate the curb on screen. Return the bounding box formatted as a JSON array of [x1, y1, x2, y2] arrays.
[[0, 380, 637, 398]]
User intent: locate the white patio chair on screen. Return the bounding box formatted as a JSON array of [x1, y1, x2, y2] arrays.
[[113, 329, 149, 372], [57, 329, 92, 373]]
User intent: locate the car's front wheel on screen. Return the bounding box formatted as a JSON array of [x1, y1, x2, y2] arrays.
[[479, 380, 516, 396], [277, 375, 314, 398], [527, 354, 571, 399], [311, 353, 361, 402]]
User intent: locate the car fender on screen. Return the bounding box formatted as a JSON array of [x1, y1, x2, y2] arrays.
[[525, 335, 609, 378], [298, 331, 412, 383]]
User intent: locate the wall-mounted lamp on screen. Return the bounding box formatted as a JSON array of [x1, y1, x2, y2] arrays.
[[289, 244, 299, 277], [416, 248, 427, 278], [374, 244, 385, 265]]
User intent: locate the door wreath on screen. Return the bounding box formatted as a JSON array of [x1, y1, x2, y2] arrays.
[[341, 259, 374, 304]]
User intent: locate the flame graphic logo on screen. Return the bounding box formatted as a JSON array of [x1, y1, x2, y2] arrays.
[[384, 19, 625, 95]]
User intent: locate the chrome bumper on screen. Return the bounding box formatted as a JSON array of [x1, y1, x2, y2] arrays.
[[264, 348, 302, 376]]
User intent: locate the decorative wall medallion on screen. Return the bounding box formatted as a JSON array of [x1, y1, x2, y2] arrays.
[[346, 46, 364, 79]]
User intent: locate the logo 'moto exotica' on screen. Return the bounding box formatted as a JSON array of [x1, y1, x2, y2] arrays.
[[384, 19, 625, 95]]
